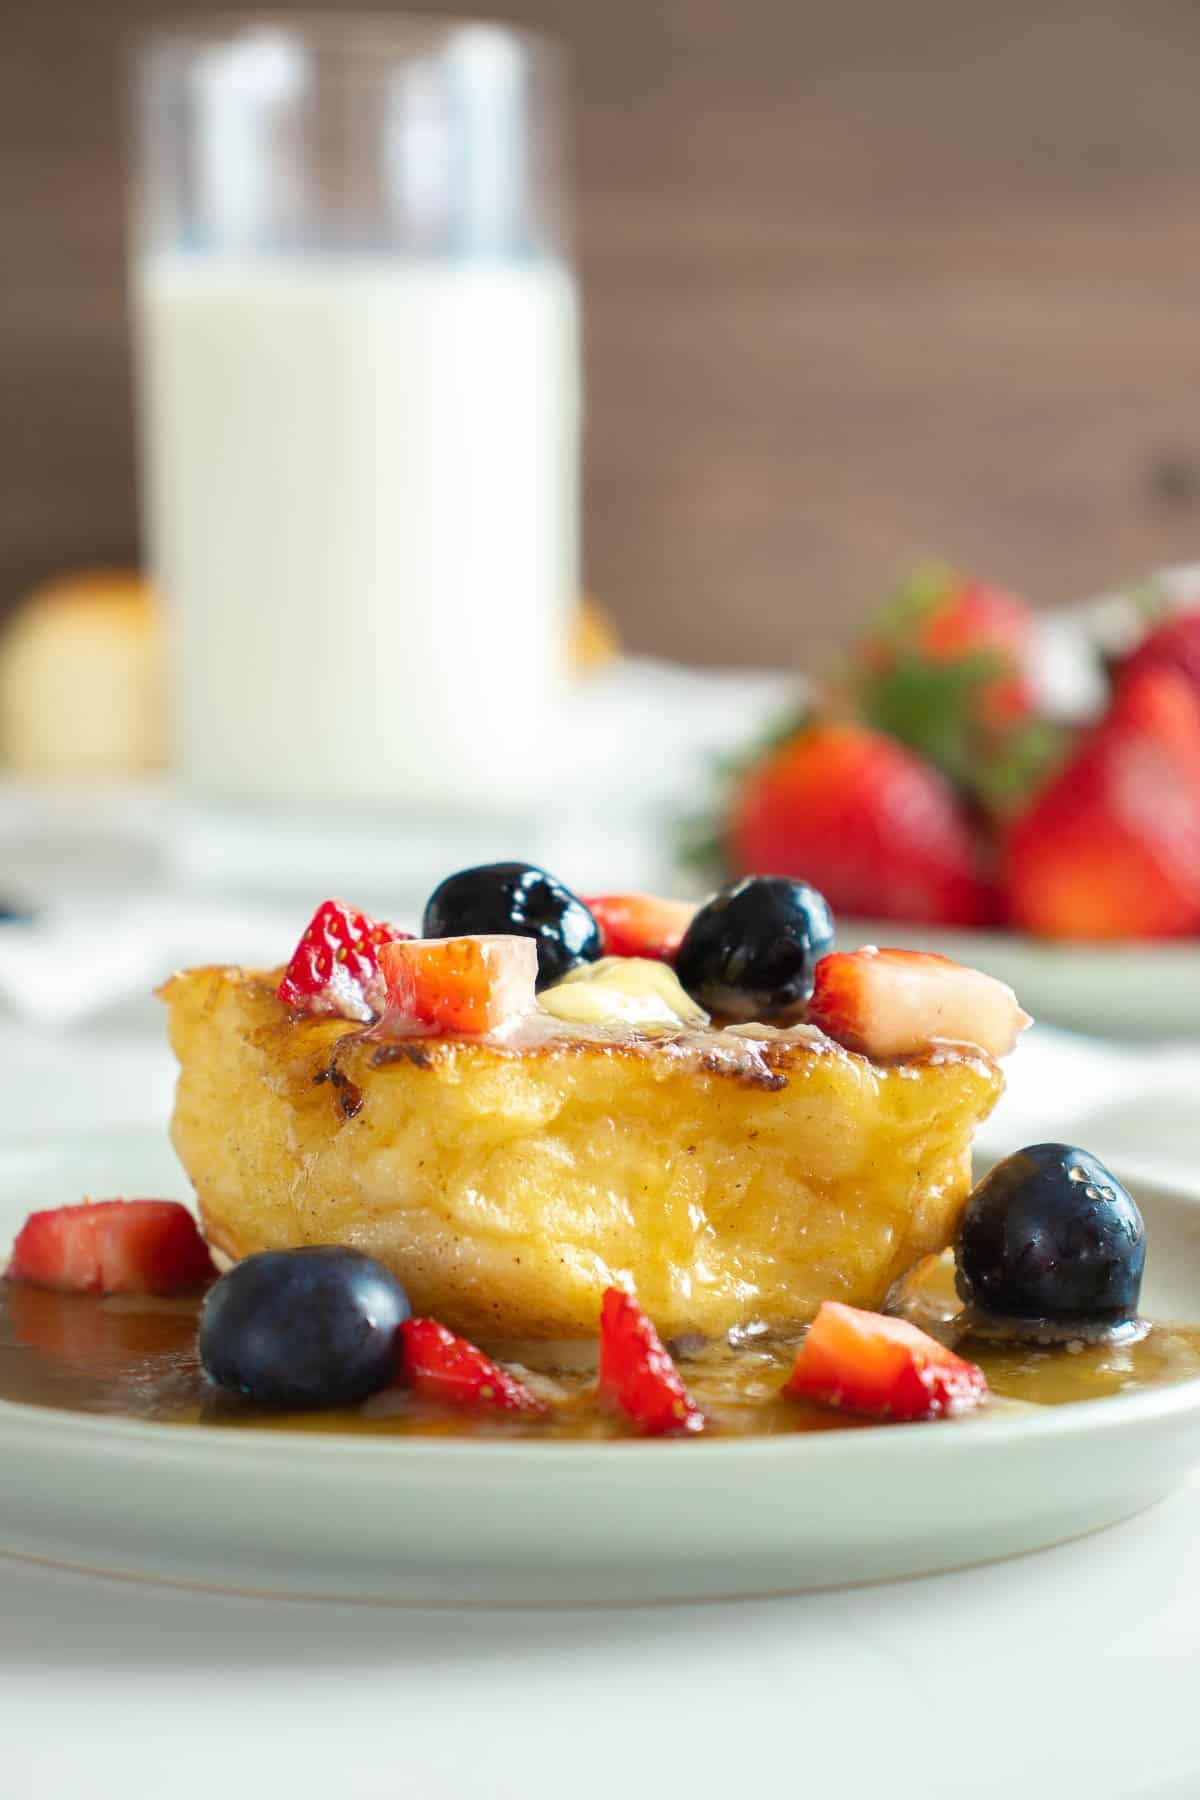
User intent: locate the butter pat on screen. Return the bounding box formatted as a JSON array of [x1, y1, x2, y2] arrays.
[[539, 957, 708, 1030]]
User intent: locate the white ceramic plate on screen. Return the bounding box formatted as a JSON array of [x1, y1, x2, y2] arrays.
[[839, 919, 1200, 1040], [3, 1127, 1200, 1606]]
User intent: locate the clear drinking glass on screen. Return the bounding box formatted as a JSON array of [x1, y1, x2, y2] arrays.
[[129, 17, 578, 890]]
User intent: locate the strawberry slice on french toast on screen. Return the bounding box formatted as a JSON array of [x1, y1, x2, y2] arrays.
[[583, 894, 697, 963], [278, 898, 410, 1022], [808, 947, 1030, 1060], [379, 935, 538, 1036]]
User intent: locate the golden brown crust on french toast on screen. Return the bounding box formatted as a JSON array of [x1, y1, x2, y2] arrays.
[[162, 965, 1002, 1341]]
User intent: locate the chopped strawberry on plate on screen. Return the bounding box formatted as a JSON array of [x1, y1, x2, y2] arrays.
[[399, 1318, 545, 1414], [583, 893, 696, 962], [379, 934, 538, 1036], [728, 722, 999, 928], [598, 1287, 704, 1436], [278, 898, 410, 1022], [785, 1300, 987, 1421], [807, 946, 1030, 1059], [7, 1199, 215, 1296]]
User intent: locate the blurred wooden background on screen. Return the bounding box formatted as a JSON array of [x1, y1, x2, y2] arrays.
[[6, 0, 1200, 666]]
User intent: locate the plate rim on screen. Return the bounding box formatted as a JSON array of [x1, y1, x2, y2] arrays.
[[2, 1363, 1200, 1470]]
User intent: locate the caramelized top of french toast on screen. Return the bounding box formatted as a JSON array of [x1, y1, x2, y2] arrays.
[[163, 963, 1003, 1095]]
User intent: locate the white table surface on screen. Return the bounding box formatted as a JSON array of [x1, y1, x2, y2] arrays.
[[3, 727, 1200, 1797]]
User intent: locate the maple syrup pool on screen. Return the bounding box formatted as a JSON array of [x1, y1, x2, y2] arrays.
[[3, 1265, 1200, 1441]]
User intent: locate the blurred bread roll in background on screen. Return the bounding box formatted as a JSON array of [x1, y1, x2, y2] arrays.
[[571, 596, 621, 673], [0, 569, 166, 775], [0, 577, 608, 780]]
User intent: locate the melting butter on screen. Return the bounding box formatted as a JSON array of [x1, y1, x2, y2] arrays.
[[538, 956, 709, 1030]]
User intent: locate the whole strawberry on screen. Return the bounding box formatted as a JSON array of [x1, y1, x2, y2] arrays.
[[1005, 666, 1200, 939], [860, 564, 1034, 715], [1120, 607, 1200, 698], [727, 720, 999, 927], [853, 566, 1057, 811]]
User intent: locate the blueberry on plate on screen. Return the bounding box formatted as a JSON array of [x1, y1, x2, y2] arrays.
[[422, 862, 601, 990], [956, 1143, 1145, 1327], [673, 875, 835, 1020], [199, 1246, 411, 1408]]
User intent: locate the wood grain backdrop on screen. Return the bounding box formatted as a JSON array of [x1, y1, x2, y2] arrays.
[[6, 0, 1200, 666]]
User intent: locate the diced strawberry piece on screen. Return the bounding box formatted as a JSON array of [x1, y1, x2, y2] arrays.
[[598, 1287, 704, 1437], [378, 935, 538, 1036], [583, 894, 697, 962], [808, 946, 1030, 1059], [278, 899, 410, 1022], [1005, 666, 1200, 940], [785, 1300, 987, 1421], [399, 1318, 545, 1414], [6, 1200, 215, 1297], [728, 723, 1000, 928]]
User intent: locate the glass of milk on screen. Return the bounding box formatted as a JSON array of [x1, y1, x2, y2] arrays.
[[129, 19, 578, 894]]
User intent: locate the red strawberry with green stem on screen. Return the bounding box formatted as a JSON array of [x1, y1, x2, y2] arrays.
[[854, 566, 1060, 811]]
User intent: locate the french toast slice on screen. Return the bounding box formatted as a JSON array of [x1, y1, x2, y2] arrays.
[[162, 965, 1002, 1343]]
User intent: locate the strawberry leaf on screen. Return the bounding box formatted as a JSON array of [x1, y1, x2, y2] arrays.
[[970, 717, 1072, 815], [857, 651, 1006, 791], [867, 563, 961, 651]]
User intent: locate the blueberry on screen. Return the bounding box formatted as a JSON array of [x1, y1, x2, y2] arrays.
[[199, 1246, 411, 1407], [956, 1144, 1145, 1326], [423, 862, 600, 990], [674, 876, 835, 1020]]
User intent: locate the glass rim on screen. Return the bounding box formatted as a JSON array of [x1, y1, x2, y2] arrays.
[[128, 12, 565, 69]]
